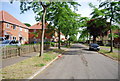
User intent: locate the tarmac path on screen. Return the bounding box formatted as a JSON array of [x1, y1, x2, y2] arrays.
[[33, 44, 118, 79]]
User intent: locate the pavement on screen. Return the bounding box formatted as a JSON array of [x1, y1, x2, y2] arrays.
[[32, 44, 118, 79], [2, 49, 53, 68], [2, 52, 38, 68]]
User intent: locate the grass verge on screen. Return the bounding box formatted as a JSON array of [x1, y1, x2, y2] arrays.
[[1, 50, 62, 79], [99, 49, 119, 61], [100, 46, 120, 51], [83, 44, 119, 61]]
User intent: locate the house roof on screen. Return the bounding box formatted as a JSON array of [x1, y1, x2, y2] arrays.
[[0, 10, 28, 29], [29, 22, 48, 29]]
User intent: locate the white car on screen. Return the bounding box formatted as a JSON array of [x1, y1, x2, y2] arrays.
[[0, 40, 21, 47]]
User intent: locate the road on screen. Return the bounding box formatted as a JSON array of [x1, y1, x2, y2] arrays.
[[33, 44, 118, 79]]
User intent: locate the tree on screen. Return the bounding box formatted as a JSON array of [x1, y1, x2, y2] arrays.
[[78, 17, 90, 43], [69, 35, 77, 42], [89, 1, 120, 52], [45, 2, 81, 49], [87, 18, 109, 43], [60, 12, 81, 46], [24, 23, 31, 27], [99, 1, 120, 52], [19, 1, 51, 56], [18, 1, 80, 55]]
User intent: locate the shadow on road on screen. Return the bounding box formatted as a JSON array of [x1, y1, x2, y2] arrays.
[[82, 48, 90, 51], [70, 46, 85, 49], [63, 50, 79, 55]]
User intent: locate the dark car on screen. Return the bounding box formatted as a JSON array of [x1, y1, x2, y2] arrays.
[[89, 43, 100, 51]]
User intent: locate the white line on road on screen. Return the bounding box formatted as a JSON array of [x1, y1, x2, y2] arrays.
[[27, 54, 62, 80]]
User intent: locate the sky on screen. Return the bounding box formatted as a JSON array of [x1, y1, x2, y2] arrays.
[[0, 0, 100, 26]]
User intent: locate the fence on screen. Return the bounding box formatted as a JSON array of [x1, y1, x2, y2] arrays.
[[1, 44, 50, 59]]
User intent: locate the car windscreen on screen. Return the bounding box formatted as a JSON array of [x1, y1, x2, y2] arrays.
[[91, 44, 99, 47]]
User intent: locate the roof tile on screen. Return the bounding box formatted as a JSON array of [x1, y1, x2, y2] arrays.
[[0, 10, 28, 29]]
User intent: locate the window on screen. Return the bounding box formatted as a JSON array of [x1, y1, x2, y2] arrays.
[[13, 25, 16, 30], [6, 23, 9, 28], [13, 37, 16, 40], [20, 27, 22, 31], [25, 29, 28, 32]]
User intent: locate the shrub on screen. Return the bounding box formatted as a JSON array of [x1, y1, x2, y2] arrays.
[[51, 42, 55, 46]]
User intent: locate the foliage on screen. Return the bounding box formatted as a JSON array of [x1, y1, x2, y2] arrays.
[[19, 1, 81, 49], [24, 23, 31, 27], [87, 18, 109, 36], [69, 35, 77, 42], [78, 17, 90, 42], [50, 42, 55, 46], [35, 63, 45, 67], [108, 33, 119, 38], [89, 1, 120, 52], [99, 1, 120, 24]]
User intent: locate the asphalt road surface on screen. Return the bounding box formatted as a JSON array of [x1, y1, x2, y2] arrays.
[[33, 44, 118, 79]]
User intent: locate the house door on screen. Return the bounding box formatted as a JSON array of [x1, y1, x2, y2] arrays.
[[19, 37, 22, 43]]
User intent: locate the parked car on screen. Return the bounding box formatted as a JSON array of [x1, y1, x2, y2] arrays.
[[89, 43, 100, 51], [0, 40, 21, 47], [0, 37, 6, 43]]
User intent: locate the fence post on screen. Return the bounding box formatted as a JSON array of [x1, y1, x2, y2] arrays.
[[18, 46, 21, 56]]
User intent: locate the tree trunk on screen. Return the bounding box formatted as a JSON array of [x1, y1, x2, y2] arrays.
[[69, 40, 70, 46], [65, 35, 68, 46], [58, 26, 61, 49], [101, 36, 104, 45], [109, 3, 113, 52], [87, 32, 89, 44], [110, 29, 113, 52], [93, 36, 96, 43], [89, 35, 91, 44], [39, 7, 46, 57]]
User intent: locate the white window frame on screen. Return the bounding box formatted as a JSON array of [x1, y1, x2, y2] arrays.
[[20, 27, 22, 31], [25, 29, 28, 32], [13, 37, 16, 40], [6, 23, 9, 28]]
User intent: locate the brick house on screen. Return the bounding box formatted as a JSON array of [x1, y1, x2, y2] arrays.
[[29, 22, 54, 43], [0, 10, 29, 44], [29, 22, 66, 43], [52, 31, 66, 42]]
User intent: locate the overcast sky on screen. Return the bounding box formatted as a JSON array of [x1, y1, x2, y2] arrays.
[[0, 0, 100, 25]]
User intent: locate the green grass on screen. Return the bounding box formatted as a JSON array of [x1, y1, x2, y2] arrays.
[[52, 49, 65, 54], [100, 46, 120, 50], [99, 49, 119, 61], [35, 63, 45, 67], [1, 51, 60, 79]]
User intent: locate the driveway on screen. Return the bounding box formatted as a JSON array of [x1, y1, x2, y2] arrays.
[[33, 44, 118, 79]]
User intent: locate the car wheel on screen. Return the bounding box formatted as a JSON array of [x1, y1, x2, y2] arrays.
[[89, 48, 91, 50]]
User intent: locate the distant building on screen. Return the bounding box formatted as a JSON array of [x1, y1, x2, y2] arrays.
[[29, 22, 54, 43], [0, 10, 29, 44], [52, 31, 66, 42]]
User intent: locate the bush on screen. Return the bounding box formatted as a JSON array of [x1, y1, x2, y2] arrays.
[[44, 41, 51, 44], [51, 42, 55, 46]]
